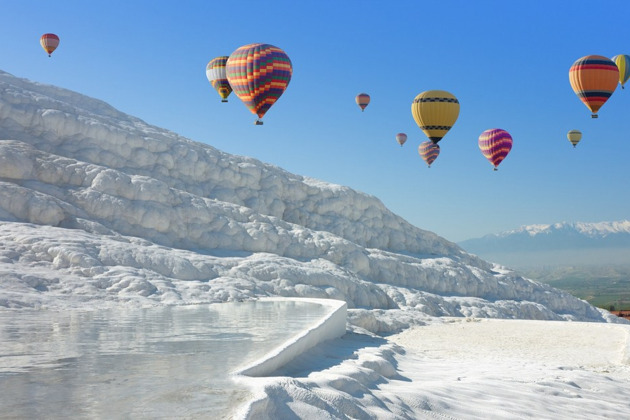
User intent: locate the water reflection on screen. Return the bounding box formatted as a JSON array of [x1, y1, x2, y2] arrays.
[[0, 300, 330, 419]]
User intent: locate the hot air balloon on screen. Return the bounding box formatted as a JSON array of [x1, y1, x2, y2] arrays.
[[206, 56, 232, 102], [226, 43, 292, 125], [396, 133, 407, 147], [40, 33, 59, 57], [612, 54, 630, 89], [411, 90, 459, 144], [418, 141, 440, 167], [478, 128, 512, 170], [567, 129, 582, 148], [569, 55, 619, 118], [356, 93, 370, 111]]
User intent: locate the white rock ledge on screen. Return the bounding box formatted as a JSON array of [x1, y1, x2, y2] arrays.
[[235, 298, 347, 377]]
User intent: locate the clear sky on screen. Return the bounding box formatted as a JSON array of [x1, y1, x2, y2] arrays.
[[1, 0, 629, 242]]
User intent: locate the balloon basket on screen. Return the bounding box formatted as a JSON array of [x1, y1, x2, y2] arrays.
[[221, 99, 228, 103], [255, 120, 264, 126], [591, 114, 598, 119]]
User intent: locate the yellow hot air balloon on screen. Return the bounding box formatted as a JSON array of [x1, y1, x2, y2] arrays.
[[569, 55, 618, 118], [612, 54, 630, 89], [567, 130, 582, 148], [411, 90, 459, 144]]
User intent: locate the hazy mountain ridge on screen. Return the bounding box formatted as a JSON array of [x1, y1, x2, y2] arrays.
[[498, 220, 630, 238], [460, 220, 630, 252], [0, 70, 621, 328], [458, 220, 630, 270]]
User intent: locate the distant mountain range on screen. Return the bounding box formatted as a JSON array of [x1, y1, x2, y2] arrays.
[[458, 221, 630, 268]]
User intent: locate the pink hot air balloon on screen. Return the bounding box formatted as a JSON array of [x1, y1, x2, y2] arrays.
[[418, 141, 440, 167], [478, 128, 512, 170], [396, 133, 407, 147]]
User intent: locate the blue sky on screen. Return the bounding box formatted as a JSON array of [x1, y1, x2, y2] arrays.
[[2, 0, 629, 242]]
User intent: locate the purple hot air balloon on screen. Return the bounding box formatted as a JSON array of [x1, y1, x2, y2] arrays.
[[418, 141, 440, 167], [478, 128, 513, 170]]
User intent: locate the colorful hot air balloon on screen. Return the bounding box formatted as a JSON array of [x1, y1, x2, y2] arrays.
[[40, 33, 59, 57], [411, 90, 459, 144], [396, 133, 407, 147], [206, 56, 232, 102], [356, 93, 370, 111], [567, 129, 582, 148], [478, 128, 512, 170], [418, 141, 440, 167], [226, 43, 292, 125], [569, 55, 619, 118], [612, 54, 630, 89]]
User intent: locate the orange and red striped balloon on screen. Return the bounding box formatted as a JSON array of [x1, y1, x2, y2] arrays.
[[40, 33, 59, 57], [355, 93, 370, 111], [569, 55, 619, 118], [478, 129, 512, 170]]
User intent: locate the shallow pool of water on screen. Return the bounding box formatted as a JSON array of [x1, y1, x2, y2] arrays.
[[0, 300, 331, 419]]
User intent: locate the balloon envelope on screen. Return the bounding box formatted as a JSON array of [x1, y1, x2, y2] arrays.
[[612, 54, 630, 89], [411, 90, 459, 144], [478, 129, 512, 170], [418, 141, 440, 167], [206, 56, 232, 102], [569, 55, 619, 118], [396, 133, 407, 146], [567, 129, 582, 148], [356, 93, 370, 111], [226, 43, 292, 123], [40, 33, 59, 57]]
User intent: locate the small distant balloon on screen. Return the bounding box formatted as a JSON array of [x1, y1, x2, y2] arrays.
[[355, 93, 370, 112], [411, 90, 459, 144], [478, 128, 512, 170], [612, 54, 630, 89], [396, 133, 407, 147], [206, 56, 232, 102], [40, 33, 59, 57], [418, 141, 440, 167], [569, 55, 619, 118], [567, 130, 582, 148]]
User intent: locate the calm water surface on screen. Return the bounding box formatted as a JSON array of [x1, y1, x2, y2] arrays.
[[0, 300, 331, 419]]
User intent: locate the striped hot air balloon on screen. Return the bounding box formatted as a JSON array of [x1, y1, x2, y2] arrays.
[[356, 93, 370, 111], [396, 133, 407, 147], [206, 56, 232, 102], [418, 141, 440, 167], [411, 90, 459, 144], [478, 129, 512, 170], [226, 43, 292, 125], [569, 55, 619, 118], [567, 129, 582, 148], [40, 33, 59, 57], [612, 54, 630, 89]]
